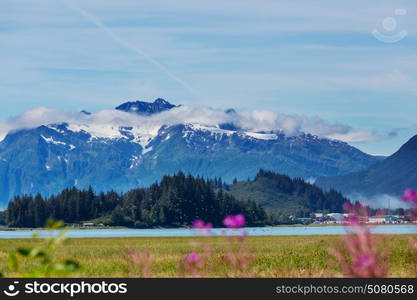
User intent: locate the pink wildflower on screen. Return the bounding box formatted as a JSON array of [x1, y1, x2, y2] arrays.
[[223, 214, 245, 229], [355, 255, 375, 269], [181, 251, 204, 276], [332, 202, 388, 278], [402, 188, 417, 206], [343, 202, 354, 212], [346, 214, 359, 225], [185, 252, 201, 264], [192, 219, 213, 232]]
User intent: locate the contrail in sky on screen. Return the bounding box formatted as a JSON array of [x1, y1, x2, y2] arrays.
[[62, 0, 199, 97]]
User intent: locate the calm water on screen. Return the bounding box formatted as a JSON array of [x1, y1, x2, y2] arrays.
[[0, 225, 416, 239]]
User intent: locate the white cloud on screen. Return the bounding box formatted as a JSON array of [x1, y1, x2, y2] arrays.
[[0, 104, 392, 144], [349, 193, 412, 209]]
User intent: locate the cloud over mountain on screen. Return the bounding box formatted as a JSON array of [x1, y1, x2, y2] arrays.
[[0, 102, 392, 144]]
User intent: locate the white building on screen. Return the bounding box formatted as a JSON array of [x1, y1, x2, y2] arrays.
[[368, 217, 385, 224], [326, 213, 345, 221]]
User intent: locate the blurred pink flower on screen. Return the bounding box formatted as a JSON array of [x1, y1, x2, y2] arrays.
[[192, 219, 213, 232], [346, 215, 359, 225], [402, 188, 417, 206], [355, 254, 375, 269], [181, 251, 205, 276], [223, 214, 245, 229], [343, 202, 354, 212], [332, 202, 388, 278], [185, 252, 201, 264]]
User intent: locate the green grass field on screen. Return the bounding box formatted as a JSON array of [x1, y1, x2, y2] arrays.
[[0, 235, 416, 277]]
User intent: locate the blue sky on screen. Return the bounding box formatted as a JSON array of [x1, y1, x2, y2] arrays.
[[0, 0, 416, 155]]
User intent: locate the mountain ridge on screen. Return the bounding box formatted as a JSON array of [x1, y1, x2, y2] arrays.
[[315, 134, 417, 197]]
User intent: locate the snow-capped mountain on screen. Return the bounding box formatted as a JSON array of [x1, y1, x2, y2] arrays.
[[0, 99, 380, 205]]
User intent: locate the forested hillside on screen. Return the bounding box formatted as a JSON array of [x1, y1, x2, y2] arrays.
[[228, 169, 348, 222]]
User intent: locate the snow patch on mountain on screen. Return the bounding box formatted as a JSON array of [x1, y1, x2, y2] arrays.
[[46, 125, 67, 135], [185, 124, 235, 136], [142, 146, 153, 155], [183, 123, 280, 141], [59, 120, 162, 150], [67, 123, 127, 140], [243, 132, 278, 140], [41, 134, 76, 150], [129, 155, 141, 169], [41, 135, 67, 146]]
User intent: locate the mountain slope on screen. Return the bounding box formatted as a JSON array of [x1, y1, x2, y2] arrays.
[[316, 134, 417, 196], [0, 99, 380, 205]]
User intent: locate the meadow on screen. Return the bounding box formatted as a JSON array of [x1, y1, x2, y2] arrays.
[[0, 235, 416, 278]]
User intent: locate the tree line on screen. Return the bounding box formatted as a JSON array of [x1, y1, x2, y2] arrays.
[[5, 172, 267, 228]]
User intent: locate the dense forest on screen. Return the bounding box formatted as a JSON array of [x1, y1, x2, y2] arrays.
[[5, 172, 267, 228]]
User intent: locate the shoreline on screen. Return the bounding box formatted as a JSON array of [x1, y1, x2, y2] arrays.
[[0, 224, 415, 239], [1, 222, 416, 231]]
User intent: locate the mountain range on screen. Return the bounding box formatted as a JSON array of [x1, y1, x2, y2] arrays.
[[0, 98, 380, 206], [316, 134, 417, 197]]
